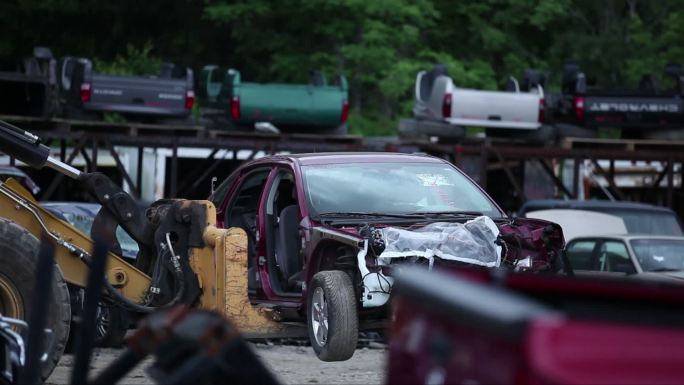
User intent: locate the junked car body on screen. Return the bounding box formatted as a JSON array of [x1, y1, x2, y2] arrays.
[[403, 65, 551, 141], [566, 234, 684, 282], [211, 152, 564, 360], [518, 199, 683, 237]]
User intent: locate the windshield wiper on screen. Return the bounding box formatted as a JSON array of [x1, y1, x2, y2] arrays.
[[408, 211, 484, 217], [649, 267, 683, 273], [316, 211, 427, 219]]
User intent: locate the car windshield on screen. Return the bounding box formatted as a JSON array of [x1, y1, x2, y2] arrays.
[[607, 210, 683, 236], [630, 238, 684, 272], [301, 162, 502, 218]]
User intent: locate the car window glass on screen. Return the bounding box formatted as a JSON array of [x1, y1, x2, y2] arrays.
[[608, 210, 683, 236], [301, 162, 501, 217], [566, 240, 597, 270], [225, 169, 271, 231], [210, 171, 238, 208], [630, 239, 684, 272], [267, 170, 297, 217], [598, 241, 634, 273]]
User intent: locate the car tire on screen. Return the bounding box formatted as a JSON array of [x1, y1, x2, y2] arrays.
[[0, 219, 71, 380], [94, 302, 129, 347], [307, 271, 358, 362]]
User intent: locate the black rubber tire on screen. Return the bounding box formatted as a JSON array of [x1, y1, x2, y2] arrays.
[[95, 303, 129, 347], [307, 271, 358, 362], [0, 219, 71, 380], [556, 123, 597, 139]]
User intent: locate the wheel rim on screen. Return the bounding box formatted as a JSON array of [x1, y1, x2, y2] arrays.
[[95, 305, 110, 339], [311, 287, 328, 346], [0, 274, 23, 321]]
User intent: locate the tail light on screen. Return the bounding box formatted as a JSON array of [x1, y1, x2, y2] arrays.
[[538, 97, 545, 122], [573, 96, 585, 123], [184, 90, 195, 110], [80, 83, 91, 103], [341, 99, 349, 123], [442, 93, 452, 118], [230, 96, 240, 120]]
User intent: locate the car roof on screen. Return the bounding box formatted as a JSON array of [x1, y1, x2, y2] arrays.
[[570, 234, 684, 242], [40, 202, 101, 217], [0, 166, 28, 177], [519, 199, 676, 215], [251, 152, 444, 166]]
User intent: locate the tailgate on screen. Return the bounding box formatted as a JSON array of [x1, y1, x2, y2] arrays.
[[238, 83, 343, 127], [89, 75, 188, 115], [450, 88, 540, 129], [584, 96, 684, 128]]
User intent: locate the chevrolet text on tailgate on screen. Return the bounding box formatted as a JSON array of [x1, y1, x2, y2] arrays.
[[60, 57, 194, 122]]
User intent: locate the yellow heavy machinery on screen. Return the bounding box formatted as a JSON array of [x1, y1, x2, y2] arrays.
[[0, 121, 291, 379]]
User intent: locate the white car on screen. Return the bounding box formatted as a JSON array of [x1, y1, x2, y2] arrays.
[[402, 65, 553, 141], [565, 234, 684, 283]]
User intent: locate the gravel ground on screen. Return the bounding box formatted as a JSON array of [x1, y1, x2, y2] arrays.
[[47, 344, 386, 384]]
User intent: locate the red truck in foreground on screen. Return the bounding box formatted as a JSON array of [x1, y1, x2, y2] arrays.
[[388, 266, 684, 384]]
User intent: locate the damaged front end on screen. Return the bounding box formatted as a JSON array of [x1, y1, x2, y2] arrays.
[[347, 216, 565, 309]]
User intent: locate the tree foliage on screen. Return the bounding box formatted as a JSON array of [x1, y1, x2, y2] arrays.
[[2, 0, 684, 134]]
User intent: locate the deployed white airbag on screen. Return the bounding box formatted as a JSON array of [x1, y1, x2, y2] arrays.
[[378, 216, 502, 267]]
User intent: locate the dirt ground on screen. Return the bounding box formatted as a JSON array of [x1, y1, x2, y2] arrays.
[[47, 344, 386, 384]]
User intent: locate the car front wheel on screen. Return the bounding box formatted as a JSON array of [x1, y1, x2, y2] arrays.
[[307, 271, 358, 361]]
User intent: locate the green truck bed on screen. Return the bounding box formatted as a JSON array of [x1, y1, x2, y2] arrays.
[[198, 66, 349, 134]]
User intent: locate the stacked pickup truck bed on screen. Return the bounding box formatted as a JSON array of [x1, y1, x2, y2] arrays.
[[0, 47, 57, 118], [552, 61, 684, 139], [61, 58, 195, 122]]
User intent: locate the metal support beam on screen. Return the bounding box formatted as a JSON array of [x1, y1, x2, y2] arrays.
[[170, 139, 178, 198], [106, 141, 140, 198], [80, 147, 92, 173], [651, 163, 669, 188], [41, 136, 88, 201], [91, 137, 98, 172], [609, 159, 615, 186], [453, 145, 463, 168], [537, 159, 574, 199], [137, 146, 143, 196], [572, 157, 581, 198], [478, 143, 489, 190], [667, 158, 674, 207], [176, 149, 219, 195], [184, 156, 226, 198], [60, 139, 66, 162], [590, 159, 627, 201], [492, 147, 526, 204]]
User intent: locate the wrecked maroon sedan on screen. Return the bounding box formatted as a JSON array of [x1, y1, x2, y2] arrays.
[[210, 152, 564, 361]]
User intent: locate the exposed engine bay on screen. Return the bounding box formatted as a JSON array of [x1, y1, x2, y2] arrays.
[[349, 216, 564, 308]]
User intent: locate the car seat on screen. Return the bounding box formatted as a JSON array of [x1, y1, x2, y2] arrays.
[[276, 205, 302, 289]]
